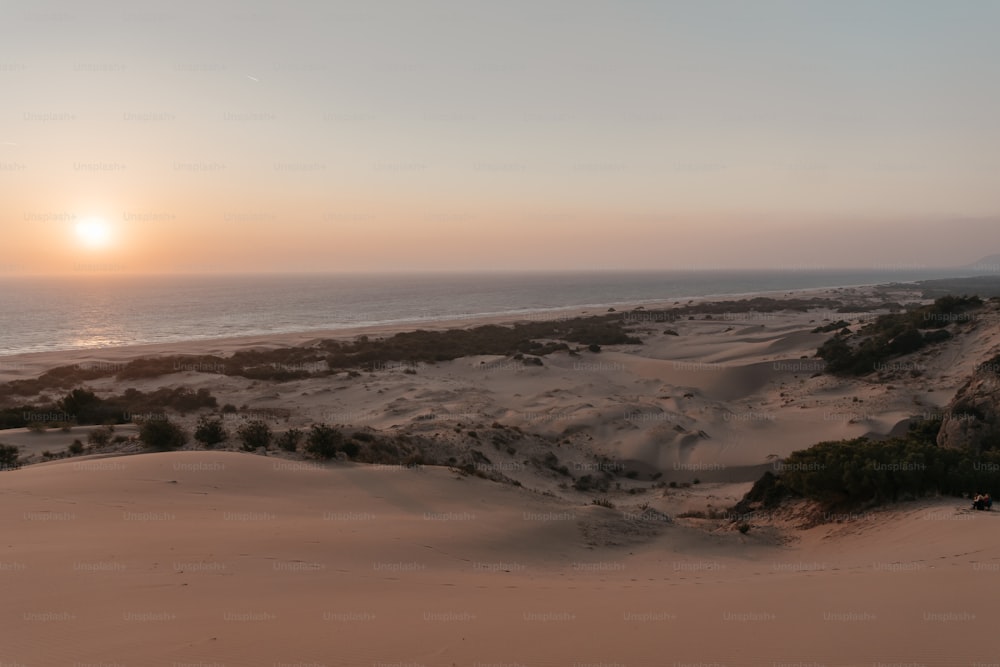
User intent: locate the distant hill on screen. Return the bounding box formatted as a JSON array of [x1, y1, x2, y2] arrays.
[[963, 255, 1000, 272]]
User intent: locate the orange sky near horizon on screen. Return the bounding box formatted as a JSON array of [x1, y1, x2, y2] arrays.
[[2, 1, 999, 275]]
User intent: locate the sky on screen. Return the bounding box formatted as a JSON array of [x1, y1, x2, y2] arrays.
[[1, 0, 999, 274]]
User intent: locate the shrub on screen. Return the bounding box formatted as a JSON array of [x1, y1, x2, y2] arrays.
[[68, 439, 85, 455], [56, 388, 130, 425], [139, 418, 187, 451], [352, 437, 406, 465], [908, 416, 943, 445], [817, 295, 983, 376], [305, 424, 344, 459], [168, 388, 217, 413], [404, 451, 425, 467], [87, 425, 115, 448], [923, 329, 952, 345], [0, 443, 21, 469], [317, 315, 640, 370], [886, 328, 923, 355], [812, 320, 851, 334], [194, 416, 228, 448], [58, 388, 101, 423], [237, 420, 272, 451], [767, 435, 1000, 509], [340, 440, 361, 458], [574, 474, 610, 492], [0, 405, 37, 429], [46, 386, 218, 426], [591, 497, 615, 509], [276, 428, 302, 452]]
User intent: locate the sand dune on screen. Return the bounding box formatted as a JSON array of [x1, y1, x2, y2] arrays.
[[6, 288, 999, 480], [3, 451, 998, 666]]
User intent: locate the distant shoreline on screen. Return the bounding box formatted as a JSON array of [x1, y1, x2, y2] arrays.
[[3, 270, 990, 361], [0, 282, 905, 382]]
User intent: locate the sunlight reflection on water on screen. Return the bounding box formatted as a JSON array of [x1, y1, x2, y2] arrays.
[[69, 334, 128, 349], [0, 269, 967, 356]]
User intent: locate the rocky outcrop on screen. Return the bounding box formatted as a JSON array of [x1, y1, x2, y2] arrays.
[[937, 358, 1000, 452]]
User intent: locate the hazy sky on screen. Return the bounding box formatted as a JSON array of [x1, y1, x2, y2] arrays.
[[2, 0, 999, 274]]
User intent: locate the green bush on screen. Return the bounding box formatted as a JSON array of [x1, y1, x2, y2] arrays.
[[194, 416, 228, 448], [276, 428, 302, 452], [923, 329, 952, 344], [68, 439, 85, 455], [817, 296, 982, 376], [320, 315, 641, 369], [812, 320, 851, 334], [139, 418, 187, 451], [237, 420, 272, 451], [574, 474, 611, 493], [57, 388, 127, 425], [0, 443, 21, 469], [305, 424, 344, 459], [0, 405, 40, 429], [42, 386, 219, 427], [341, 440, 361, 458], [87, 425, 115, 448], [774, 437, 1000, 508]]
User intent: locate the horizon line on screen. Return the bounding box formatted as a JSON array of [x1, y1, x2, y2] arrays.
[[3, 266, 1000, 278]]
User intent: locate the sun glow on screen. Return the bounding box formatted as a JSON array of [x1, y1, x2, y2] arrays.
[[75, 217, 112, 249]]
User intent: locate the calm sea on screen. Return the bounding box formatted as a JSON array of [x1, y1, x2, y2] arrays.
[[0, 269, 976, 356]]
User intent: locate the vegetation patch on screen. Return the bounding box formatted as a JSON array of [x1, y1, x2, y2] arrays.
[[736, 417, 1000, 514], [816, 296, 981, 376]]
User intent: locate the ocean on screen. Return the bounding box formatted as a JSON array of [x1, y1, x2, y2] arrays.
[[0, 269, 978, 357]]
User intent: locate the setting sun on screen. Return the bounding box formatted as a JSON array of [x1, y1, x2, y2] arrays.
[[74, 217, 112, 249]]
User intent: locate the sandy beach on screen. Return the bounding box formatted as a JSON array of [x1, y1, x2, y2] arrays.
[[3, 283, 1000, 666]]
